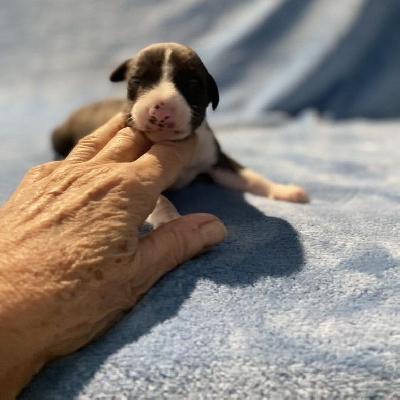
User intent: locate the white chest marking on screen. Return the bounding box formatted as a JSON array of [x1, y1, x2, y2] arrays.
[[172, 120, 218, 189]]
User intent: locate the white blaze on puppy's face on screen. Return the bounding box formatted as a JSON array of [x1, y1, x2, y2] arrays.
[[130, 48, 192, 142]]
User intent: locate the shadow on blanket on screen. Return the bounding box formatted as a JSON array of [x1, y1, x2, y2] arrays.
[[21, 180, 305, 398], [167, 178, 305, 280]]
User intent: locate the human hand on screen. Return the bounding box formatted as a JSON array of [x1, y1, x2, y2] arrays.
[[0, 114, 227, 398]]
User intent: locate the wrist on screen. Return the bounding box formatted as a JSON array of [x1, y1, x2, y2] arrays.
[[0, 330, 46, 399], [0, 256, 51, 398]]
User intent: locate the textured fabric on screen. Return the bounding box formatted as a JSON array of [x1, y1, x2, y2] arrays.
[[0, 0, 399, 398], [2, 0, 400, 125], [17, 115, 400, 399]]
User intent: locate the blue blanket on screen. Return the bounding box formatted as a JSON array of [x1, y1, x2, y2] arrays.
[[1, 1, 399, 398]]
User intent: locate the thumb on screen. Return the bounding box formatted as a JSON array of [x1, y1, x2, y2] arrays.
[[137, 213, 227, 283]]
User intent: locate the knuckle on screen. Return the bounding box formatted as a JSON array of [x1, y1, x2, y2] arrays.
[[131, 161, 161, 187], [165, 141, 187, 165], [117, 127, 134, 139], [26, 164, 45, 176], [116, 165, 156, 202], [169, 229, 191, 266], [114, 129, 136, 149], [77, 135, 103, 151], [26, 161, 59, 178]]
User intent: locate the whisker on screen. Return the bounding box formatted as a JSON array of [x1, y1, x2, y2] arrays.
[[190, 109, 204, 122], [125, 113, 134, 127]]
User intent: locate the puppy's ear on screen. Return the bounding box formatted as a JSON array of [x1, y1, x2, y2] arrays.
[[207, 73, 219, 110], [110, 59, 131, 82]]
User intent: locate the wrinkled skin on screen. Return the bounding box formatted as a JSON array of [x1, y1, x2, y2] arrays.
[[0, 114, 227, 399]]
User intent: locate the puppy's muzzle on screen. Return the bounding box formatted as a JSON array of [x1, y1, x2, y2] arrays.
[[148, 102, 175, 129]]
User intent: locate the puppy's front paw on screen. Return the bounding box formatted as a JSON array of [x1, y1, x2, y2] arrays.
[[147, 195, 181, 229], [269, 184, 309, 203]]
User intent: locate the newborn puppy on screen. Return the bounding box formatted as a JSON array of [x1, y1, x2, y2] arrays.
[[52, 42, 308, 227]]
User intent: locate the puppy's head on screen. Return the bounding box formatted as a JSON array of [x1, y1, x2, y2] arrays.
[[110, 42, 219, 142]]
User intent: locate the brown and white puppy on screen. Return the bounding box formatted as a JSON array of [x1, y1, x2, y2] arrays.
[[52, 42, 308, 227]]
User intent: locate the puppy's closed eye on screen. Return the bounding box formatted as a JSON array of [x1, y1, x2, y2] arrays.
[[174, 72, 204, 96], [127, 79, 140, 101], [186, 78, 202, 89], [129, 75, 156, 88]]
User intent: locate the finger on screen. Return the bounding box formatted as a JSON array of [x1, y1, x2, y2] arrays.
[[90, 127, 151, 163], [65, 113, 125, 163], [8, 161, 62, 202], [135, 213, 227, 288], [132, 134, 196, 193], [24, 161, 62, 182]]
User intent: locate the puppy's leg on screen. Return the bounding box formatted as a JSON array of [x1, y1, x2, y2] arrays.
[[147, 195, 181, 229], [209, 153, 309, 203]]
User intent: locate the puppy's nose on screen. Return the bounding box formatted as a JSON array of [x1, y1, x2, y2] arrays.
[[149, 103, 173, 122]]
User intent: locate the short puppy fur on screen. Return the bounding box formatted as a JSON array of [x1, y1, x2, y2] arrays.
[[52, 42, 308, 227]]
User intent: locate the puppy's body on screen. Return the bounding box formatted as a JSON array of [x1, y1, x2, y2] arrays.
[[52, 43, 308, 227], [52, 99, 126, 157]]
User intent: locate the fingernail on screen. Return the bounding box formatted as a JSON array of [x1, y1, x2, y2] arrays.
[[199, 220, 227, 247]]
